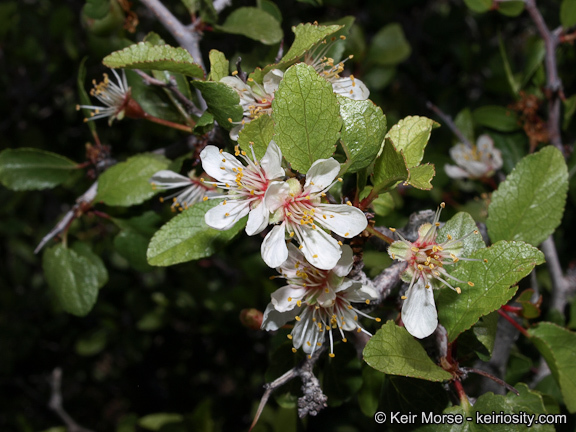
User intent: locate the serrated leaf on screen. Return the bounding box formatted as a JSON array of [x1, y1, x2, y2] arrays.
[[237, 114, 275, 160], [338, 96, 387, 173], [103, 42, 205, 79], [437, 212, 486, 257], [487, 146, 568, 246], [0, 148, 77, 191], [436, 241, 545, 342], [407, 163, 435, 190], [473, 311, 498, 359], [216, 7, 282, 45], [472, 106, 520, 132], [529, 322, 576, 413], [191, 80, 243, 130], [147, 200, 245, 266], [138, 413, 184, 431], [272, 63, 341, 173], [363, 321, 453, 382], [193, 111, 214, 135], [280, 23, 343, 64], [367, 23, 411, 66], [561, 0, 576, 29], [43, 243, 104, 316], [371, 138, 408, 194], [208, 49, 228, 82], [385, 116, 439, 168], [96, 153, 170, 206]]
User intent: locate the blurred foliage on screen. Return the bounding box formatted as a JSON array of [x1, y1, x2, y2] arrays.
[[2, 0, 576, 431]]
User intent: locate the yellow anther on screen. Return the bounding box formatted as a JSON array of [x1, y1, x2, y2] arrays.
[[232, 70, 238, 76], [338, 241, 343, 246], [228, 117, 233, 123], [329, 353, 335, 358], [203, 196, 208, 201], [346, 201, 352, 206], [292, 347, 297, 353], [447, 234, 453, 240], [296, 300, 302, 307], [390, 228, 396, 232], [468, 281, 475, 286], [411, 247, 419, 253], [375, 318, 381, 322], [287, 297, 292, 302], [483, 259, 488, 263], [295, 316, 301, 321], [365, 300, 370, 305], [344, 232, 350, 237], [224, 213, 230, 217], [440, 202, 445, 208], [455, 287, 462, 294], [299, 245, 303, 250], [338, 177, 343, 182], [307, 341, 311, 347], [313, 254, 318, 258], [401, 296, 407, 300], [287, 334, 293, 339]]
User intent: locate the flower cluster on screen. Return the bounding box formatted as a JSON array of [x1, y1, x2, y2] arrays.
[[150, 170, 215, 212], [444, 134, 503, 180], [262, 244, 380, 357], [388, 203, 479, 339]]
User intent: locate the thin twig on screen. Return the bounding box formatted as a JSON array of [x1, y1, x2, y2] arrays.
[[426, 101, 473, 148], [541, 235, 570, 313], [48, 368, 95, 432], [460, 367, 520, 395]]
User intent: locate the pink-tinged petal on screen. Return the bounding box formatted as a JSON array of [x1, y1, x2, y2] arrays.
[[401, 278, 438, 339], [261, 303, 298, 331], [149, 170, 191, 188], [245, 200, 269, 236], [316, 286, 336, 307], [304, 158, 340, 193], [315, 204, 367, 238], [298, 225, 342, 270], [264, 181, 291, 212], [260, 140, 285, 180], [205, 199, 250, 230], [388, 240, 412, 261], [332, 244, 354, 277], [465, 160, 490, 178], [331, 77, 370, 100], [476, 134, 494, 151], [261, 224, 289, 268], [200, 146, 241, 183], [263, 69, 284, 94], [277, 243, 306, 276], [220, 76, 250, 93], [444, 164, 469, 179], [449, 144, 469, 165], [271, 286, 307, 312]]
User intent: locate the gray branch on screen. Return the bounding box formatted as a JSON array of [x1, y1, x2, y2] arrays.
[[541, 235, 571, 313], [48, 368, 95, 432]]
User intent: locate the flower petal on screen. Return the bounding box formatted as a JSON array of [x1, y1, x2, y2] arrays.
[[263, 69, 284, 95], [149, 170, 191, 188], [261, 303, 298, 331], [205, 199, 250, 230], [304, 158, 340, 193], [298, 225, 342, 270], [260, 140, 285, 180], [401, 278, 438, 339], [245, 199, 269, 236], [331, 76, 370, 100], [277, 242, 306, 276], [315, 204, 367, 238], [316, 286, 336, 307], [333, 244, 354, 277], [261, 224, 289, 268], [444, 164, 470, 179], [200, 146, 241, 183], [264, 181, 291, 213], [271, 285, 307, 312]]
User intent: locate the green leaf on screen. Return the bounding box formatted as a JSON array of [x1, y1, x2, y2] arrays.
[[464, 0, 493, 13], [472, 106, 520, 132], [487, 146, 568, 246], [407, 163, 435, 190], [561, 0, 576, 29], [522, 39, 545, 87], [499, 35, 520, 95], [43, 243, 106, 316], [191, 80, 243, 131], [147, 200, 246, 266], [529, 322, 576, 413], [363, 321, 453, 382], [371, 191, 395, 217], [113, 212, 160, 272], [75, 329, 107, 356], [385, 116, 439, 168], [83, 0, 110, 19], [138, 413, 184, 431], [103, 42, 205, 79], [497, 1, 524, 17], [367, 23, 411, 66], [208, 49, 228, 82], [437, 212, 486, 257], [338, 96, 387, 173], [77, 57, 96, 133], [436, 240, 545, 342], [96, 153, 170, 206], [371, 138, 408, 194], [193, 111, 214, 135], [0, 148, 77, 191], [258, 0, 282, 23], [272, 63, 341, 173], [473, 311, 498, 360], [237, 114, 275, 160], [71, 242, 108, 288], [216, 7, 282, 45], [454, 108, 475, 145], [280, 22, 343, 64]]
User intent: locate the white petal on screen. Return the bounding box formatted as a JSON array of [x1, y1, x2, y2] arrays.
[[261, 303, 298, 331], [229, 124, 244, 141], [401, 278, 438, 339], [465, 160, 490, 178], [245, 200, 269, 236], [261, 224, 289, 268], [220, 76, 250, 93], [315, 203, 367, 238], [331, 77, 370, 100], [205, 199, 250, 230], [271, 285, 307, 312], [333, 244, 354, 277], [476, 134, 494, 151], [444, 164, 470, 179], [200, 146, 241, 183], [292, 312, 323, 353], [263, 69, 284, 94], [260, 140, 285, 179], [149, 170, 191, 188], [278, 242, 306, 276], [304, 158, 340, 193], [316, 286, 336, 307], [264, 181, 291, 213], [339, 280, 378, 302], [449, 144, 469, 165], [298, 225, 342, 270]]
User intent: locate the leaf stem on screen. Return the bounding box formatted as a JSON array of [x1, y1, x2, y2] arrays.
[[497, 308, 530, 338], [143, 113, 194, 133], [460, 367, 519, 395], [365, 225, 394, 244]]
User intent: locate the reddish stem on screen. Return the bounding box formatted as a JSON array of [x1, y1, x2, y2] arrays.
[[452, 379, 469, 406], [498, 308, 530, 337], [501, 304, 522, 314], [365, 225, 394, 244]]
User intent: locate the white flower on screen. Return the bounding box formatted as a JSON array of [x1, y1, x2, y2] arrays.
[[220, 69, 284, 140], [388, 203, 479, 339], [444, 134, 503, 180], [260, 157, 367, 270], [304, 39, 369, 100], [262, 244, 380, 358], [200, 140, 285, 235], [150, 170, 215, 211], [76, 69, 141, 125]]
